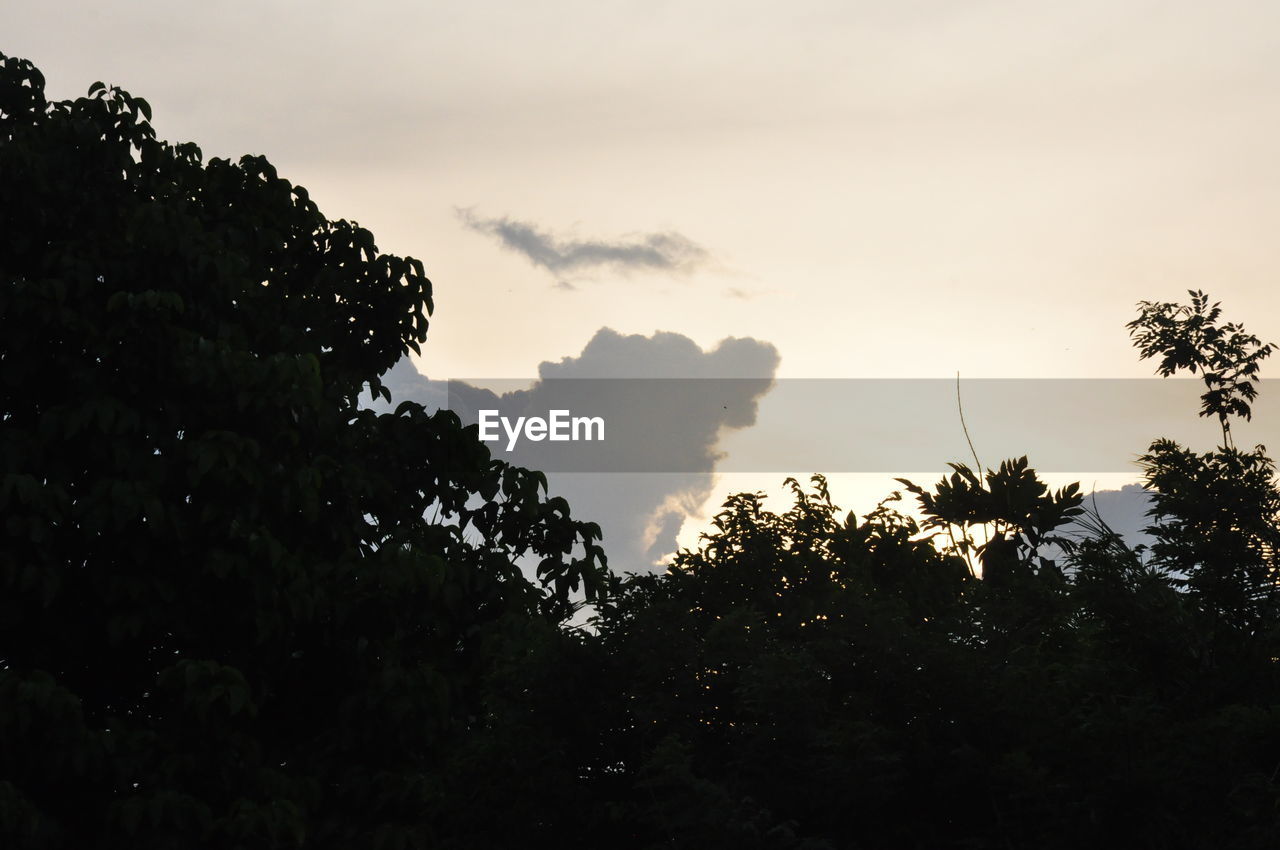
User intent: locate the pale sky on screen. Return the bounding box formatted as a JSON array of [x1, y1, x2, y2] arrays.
[[9, 1, 1279, 565]]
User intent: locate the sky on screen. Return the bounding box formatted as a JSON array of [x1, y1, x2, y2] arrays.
[[8, 1, 1280, 569]]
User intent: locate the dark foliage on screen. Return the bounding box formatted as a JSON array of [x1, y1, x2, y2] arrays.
[[0, 53, 605, 849], [467, 295, 1280, 848], [1127, 289, 1273, 447]]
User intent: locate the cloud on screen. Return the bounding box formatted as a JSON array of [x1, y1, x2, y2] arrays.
[[378, 328, 780, 572], [457, 209, 709, 280], [454, 328, 779, 569], [377, 355, 447, 410], [537, 327, 778, 382], [1067, 483, 1154, 549]]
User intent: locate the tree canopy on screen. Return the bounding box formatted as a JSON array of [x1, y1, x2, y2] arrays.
[[0, 52, 605, 849], [452, 293, 1280, 849]]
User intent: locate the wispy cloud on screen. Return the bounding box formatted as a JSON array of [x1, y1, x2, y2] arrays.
[[457, 209, 709, 280]]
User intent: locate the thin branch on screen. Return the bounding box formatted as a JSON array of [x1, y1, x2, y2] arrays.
[[956, 371, 983, 473]]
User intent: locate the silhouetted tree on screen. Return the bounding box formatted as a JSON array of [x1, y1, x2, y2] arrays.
[[554, 296, 1280, 848], [1127, 292, 1280, 690], [1127, 289, 1273, 448], [0, 53, 605, 849]]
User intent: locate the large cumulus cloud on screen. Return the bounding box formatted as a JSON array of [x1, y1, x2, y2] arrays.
[[380, 328, 780, 572]]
